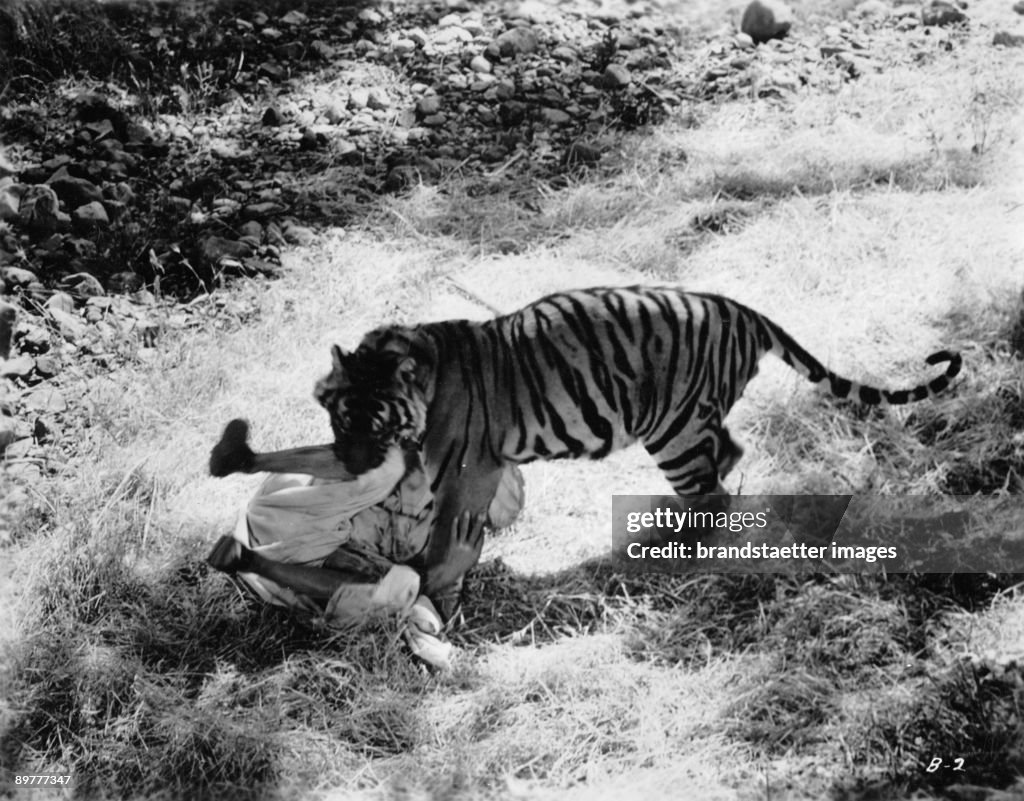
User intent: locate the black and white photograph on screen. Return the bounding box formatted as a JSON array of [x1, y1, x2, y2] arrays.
[[1, 0, 1022, 797]]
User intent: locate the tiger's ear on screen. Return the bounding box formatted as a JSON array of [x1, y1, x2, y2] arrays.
[[330, 344, 347, 374]]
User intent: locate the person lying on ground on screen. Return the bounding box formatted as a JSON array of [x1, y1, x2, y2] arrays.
[[205, 422, 524, 667]]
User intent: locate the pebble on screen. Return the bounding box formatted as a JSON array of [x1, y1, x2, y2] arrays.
[[992, 30, 1024, 46], [417, 95, 443, 115], [0, 301, 15, 360], [0, 354, 33, 378], [488, 27, 539, 59], [470, 55, 493, 73], [72, 201, 110, 228], [603, 64, 632, 88], [921, 0, 967, 26]]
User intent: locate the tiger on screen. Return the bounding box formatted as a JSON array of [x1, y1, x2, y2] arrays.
[[314, 285, 961, 605]]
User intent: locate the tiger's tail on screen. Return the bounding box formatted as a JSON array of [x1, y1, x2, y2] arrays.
[[761, 317, 962, 405]]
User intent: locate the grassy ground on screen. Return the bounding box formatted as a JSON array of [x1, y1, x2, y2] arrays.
[[3, 0, 1024, 799]]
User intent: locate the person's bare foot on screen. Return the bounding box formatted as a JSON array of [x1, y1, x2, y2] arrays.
[[206, 535, 253, 573]]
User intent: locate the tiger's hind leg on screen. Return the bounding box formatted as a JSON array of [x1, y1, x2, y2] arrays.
[[718, 427, 744, 482]]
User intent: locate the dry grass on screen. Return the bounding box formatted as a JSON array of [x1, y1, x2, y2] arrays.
[[4, 0, 1024, 798]]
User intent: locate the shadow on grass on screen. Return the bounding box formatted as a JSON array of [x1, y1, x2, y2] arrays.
[[0, 548, 430, 799]]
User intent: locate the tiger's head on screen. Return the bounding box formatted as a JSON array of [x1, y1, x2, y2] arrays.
[[314, 342, 429, 476]]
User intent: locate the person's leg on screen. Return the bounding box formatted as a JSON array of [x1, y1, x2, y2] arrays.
[[207, 535, 376, 600]]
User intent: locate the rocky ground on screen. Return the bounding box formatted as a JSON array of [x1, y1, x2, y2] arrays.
[[1, 0, 1023, 537]]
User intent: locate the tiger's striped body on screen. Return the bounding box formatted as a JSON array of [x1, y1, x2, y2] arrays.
[[315, 286, 961, 600]]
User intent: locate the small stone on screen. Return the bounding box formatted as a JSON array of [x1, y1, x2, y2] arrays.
[[47, 308, 86, 341], [434, 26, 472, 45], [740, 0, 794, 44], [33, 355, 58, 377], [262, 106, 285, 126], [367, 88, 390, 110], [422, 113, 447, 127], [552, 45, 578, 62], [279, 10, 307, 25], [0, 184, 19, 222], [603, 64, 632, 88], [470, 55, 493, 73], [282, 223, 316, 245], [348, 88, 370, 109], [921, 0, 967, 26], [992, 30, 1024, 46], [541, 107, 571, 125], [72, 201, 110, 228], [2, 267, 39, 288], [239, 221, 263, 240], [21, 386, 67, 414], [0, 424, 20, 456], [417, 95, 443, 115], [734, 32, 755, 49], [438, 12, 462, 26], [106, 272, 144, 294], [43, 292, 75, 315], [488, 27, 539, 59], [17, 185, 59, 235], [0, 301, 15, 360], [358, 8, 383, 23], [393, 38, 418, 54], [310, 40, 335, 60], [202, 235, 254, 262], [0, 354, 33, 378], [324, 101, 347, 124], [46, 168, 104, 207], [242, 202, 284, 220]]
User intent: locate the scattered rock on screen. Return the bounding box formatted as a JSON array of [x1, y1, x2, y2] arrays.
[[202, 235, 254, 262], [470, 55, 493, 73], [262, 106, 285, 126], [740, 0, 794, 44], [1016, 0, 1024, 14], [278, 9, 305, 25], [603, 64, 632, 89], [540, 108, 572, 125], [58, 273, 105, 298], [17, 185, 59, 235], [21, 386, 67, 414], [992, 30, 1024, 46], [106, 272, 144, 294], [43, 292, 75, 316], [33, 355, 59, 377], [282, 222, 316, 246], [0, 424, 20, 456], [0, 354, 34, 378], [921, 0, 967, 26], [1, 267, 38, 288], [348, 88, 371, 109], [47, 308, 86, 341], [0, 301, 15, 360], [417, 95, 443, 115], [487, 27, 539, 59], [562, 142, 602, 168], [366, 88, 391, 111], [0, 182, 19, 221], [71, 201, 110, 228], [46, 169, 104, 207]]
